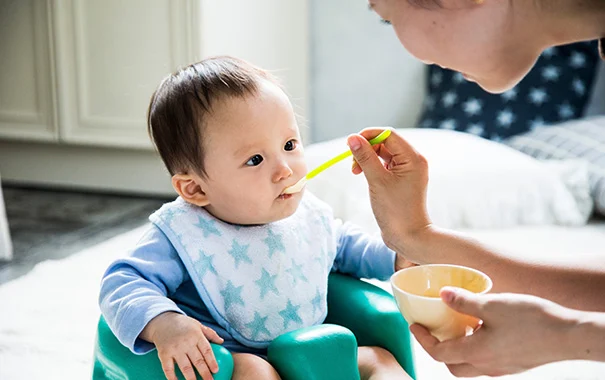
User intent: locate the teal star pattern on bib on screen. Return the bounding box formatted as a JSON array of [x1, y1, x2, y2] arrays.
[[245, 311, 271, 340], [193, 249, 218, 278], [263, 229, 285, 258], [255, 268, 279, 299], [149, 192, 337, 347], [221, 280, 245, 310], [194, 217, 222, 238], [163, 208, 185, 225], [287, 260, 309, 285], [319, 215, 331, 231], [228, 239, 252, 269], [311, 289, 323, 315], [279, 300, 303, 329]]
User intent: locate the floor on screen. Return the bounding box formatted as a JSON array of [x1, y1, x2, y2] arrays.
[[0, 186, 171, 284]]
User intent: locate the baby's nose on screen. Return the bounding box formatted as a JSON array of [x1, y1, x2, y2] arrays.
[[273, 162, 293, 182]]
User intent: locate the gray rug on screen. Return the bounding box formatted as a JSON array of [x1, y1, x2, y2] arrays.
[[0, 186, 170, 283]]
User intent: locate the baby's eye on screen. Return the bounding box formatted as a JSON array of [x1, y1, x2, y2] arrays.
[[284, 140, 297, 151], [380, 19, 391, 25], [246, 154, 264, 166]]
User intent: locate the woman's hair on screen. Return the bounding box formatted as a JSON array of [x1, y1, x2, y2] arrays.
[[147, 56, 279, 177]]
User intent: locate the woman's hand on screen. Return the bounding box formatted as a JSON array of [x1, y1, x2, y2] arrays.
[[411, 287, 580, 377], [347, 128, 431, 260], [141, 312, 225, 380]]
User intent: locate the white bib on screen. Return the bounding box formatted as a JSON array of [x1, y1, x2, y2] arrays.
[[149, 192, 338, 348]]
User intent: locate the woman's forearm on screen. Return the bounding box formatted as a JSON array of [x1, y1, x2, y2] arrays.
[[394, 225, 605, 312], [569, 311, 605, 361]]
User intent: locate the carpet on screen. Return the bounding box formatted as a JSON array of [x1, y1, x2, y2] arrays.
[[1, 223, 605, 379], [0, 186, 168, 284]]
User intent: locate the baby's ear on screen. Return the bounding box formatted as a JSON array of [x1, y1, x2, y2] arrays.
[[172, 174, 210, 207]]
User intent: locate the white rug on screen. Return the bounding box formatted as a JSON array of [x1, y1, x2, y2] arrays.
[[1, 223, 604, 379]]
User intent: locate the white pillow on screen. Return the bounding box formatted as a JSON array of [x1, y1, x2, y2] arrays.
[[304, 129, 593, 233]]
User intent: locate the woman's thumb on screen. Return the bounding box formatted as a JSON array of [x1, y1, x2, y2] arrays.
[[347, 134, 385, 181], [441, 286, 485, 318]]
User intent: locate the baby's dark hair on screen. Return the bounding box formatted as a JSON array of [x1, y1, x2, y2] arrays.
[[147, 56, 279, 177]]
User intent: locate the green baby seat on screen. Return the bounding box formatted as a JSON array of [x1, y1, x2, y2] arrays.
[[92, 273, 416, 380]]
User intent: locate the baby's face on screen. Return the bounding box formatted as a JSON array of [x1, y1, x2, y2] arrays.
[[199, 80, 307, 225]]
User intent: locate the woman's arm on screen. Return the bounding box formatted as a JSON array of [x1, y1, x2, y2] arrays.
[[345, 128, 605, 312], [411, 287, 605, 377], [396, 225, 605, 312]]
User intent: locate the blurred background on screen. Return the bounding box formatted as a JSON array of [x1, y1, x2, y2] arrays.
[[1, 0, 604, 278], [1, 2, 605, 379], [0, 0, 423, 197], [0, 0, 428, 278]]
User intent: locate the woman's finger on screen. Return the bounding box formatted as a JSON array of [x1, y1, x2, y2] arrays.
[[446, 363, 484, 378], [347, 134, 387, 181], [410, 324, 471, 364], [358, 127, 421, 160]]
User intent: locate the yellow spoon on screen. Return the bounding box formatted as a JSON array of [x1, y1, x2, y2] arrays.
[[283, 129, 392, 194]]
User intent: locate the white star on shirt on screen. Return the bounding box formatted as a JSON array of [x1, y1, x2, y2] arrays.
[[528, 88, 549, 105], [431, 71, 443, 86], [463, 98, 483, 116], [424, 94, 436, 110], [569, 52, 586, 68], [440, 119, 457, 130], [453, 72, 465, 84], [542, 47, 556, 58], [541, 65, 561, 82], [572, 78, 586, 96], [529, 117, 546, 131], [467, 123, 485, 136], [501, 88, 518, 102], [497, 109, 515, 128], [558, 103, 575, 119], [441, 91, 457, 107]]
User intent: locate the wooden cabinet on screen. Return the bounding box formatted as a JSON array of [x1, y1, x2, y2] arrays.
[[0, 0, 57, 141], [0, 0, 308, 195]]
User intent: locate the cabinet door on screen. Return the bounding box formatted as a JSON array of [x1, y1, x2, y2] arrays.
[[0, 0, 57, 141], [53, 0, 199, 149]]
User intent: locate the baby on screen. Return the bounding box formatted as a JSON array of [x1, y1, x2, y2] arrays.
[[99, 56, 412, 380]]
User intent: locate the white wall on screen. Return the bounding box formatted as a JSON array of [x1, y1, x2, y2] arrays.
[[199, 0, 309, 141], [310, 0, 426, 142]]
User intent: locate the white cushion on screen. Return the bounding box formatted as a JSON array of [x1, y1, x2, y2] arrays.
[[506, 116, 605, 215], [304, 129, 593, 233]]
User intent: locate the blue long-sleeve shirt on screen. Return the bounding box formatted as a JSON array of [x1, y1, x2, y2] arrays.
[[99, 222, 395, 354]]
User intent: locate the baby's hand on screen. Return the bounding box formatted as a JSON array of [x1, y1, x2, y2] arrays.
[[143, 312, 224, 380]]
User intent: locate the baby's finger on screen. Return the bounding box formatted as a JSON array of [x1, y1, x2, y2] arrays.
[[188, 349, 213, 380], [198, 341, 219, 374], [201, 324, 224, 344], [159, 355, 178, 380], [174, 354, 197, 380]]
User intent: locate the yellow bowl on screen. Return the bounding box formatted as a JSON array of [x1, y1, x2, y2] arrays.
[[390, 264, 493, 341]]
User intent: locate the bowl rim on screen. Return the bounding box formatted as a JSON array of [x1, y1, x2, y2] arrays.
[[390, 263, 493, 301]]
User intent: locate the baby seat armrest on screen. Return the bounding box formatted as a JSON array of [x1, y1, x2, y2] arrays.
[[324, 272, 416, 378], [267, 324, 360, 380]]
